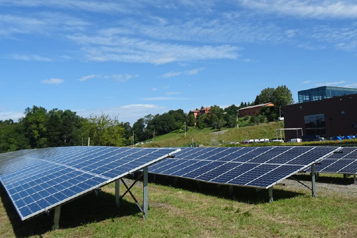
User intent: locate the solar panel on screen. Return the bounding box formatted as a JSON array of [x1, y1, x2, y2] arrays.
[[0, 146, 179, 221], [149, 146, 338, 189], [310, 147, 357, 175]]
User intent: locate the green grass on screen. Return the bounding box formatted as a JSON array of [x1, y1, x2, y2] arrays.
[[138, 122, 284, 147], [1, 178, 357, 237]]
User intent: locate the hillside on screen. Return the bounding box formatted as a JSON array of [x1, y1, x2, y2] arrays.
[[138, 122, 284, 147]]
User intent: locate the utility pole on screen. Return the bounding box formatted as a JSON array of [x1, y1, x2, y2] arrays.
[[184, 122, 187, 138], [236, 111, 239, 128], [132, 131, 135, 145]]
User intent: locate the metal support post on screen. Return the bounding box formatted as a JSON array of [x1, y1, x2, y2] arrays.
[[354, 174, 356, 185], [229, 185, 234, 196], [143, 166, 149, 219], [115, 179, 120, 208], [311, 164, 316, 198], [268, 187, 273, 203], [52, 206, 61, 230]]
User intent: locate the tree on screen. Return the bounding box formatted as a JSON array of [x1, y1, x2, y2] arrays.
[[254, 87, 275, 105], [86, 114, 126, 146], [272, 85, 294, 108], [0, 120, 30, 152], [209, 105, 226, 130], [22, 106, 49, 148], [224, 104, 239, 128]]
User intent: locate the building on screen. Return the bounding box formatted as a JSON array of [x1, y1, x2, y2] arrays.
[[284, 94, 357, 141], [191, 107, 210, 126], [238, 103, 274, 117], [298, 86, 357, 103]]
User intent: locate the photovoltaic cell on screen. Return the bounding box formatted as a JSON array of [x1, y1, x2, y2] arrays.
[[149, 146, 338, 189], [0, 146, 179, 221], [308, 147, 357, 175]]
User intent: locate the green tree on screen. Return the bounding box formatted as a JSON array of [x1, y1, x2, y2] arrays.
[[86, 114, 126, 146], [22, 106, 49, 148], [272, 85, 294, 108], [0, 120, 30, 152], [254, 87, 275, 105]]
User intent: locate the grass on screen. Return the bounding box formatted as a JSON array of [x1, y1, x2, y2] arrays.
[[139, 122, 284, 147], [1, 176, 357, 237]]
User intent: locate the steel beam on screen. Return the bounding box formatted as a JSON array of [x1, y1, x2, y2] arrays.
[[268, 187, 273, 203], [52, 206, 61, 230], [143, 166, 149, 219], [311, 164, 316, 198], [115, 179, 120, 208]]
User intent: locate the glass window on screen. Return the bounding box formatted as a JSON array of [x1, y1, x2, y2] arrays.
[[304, 114, 326, 136]]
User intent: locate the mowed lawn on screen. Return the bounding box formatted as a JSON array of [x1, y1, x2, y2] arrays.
[[1, 175, 357, 238]]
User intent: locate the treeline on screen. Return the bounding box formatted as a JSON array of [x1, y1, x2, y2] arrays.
[[0, 85, 293, 153], [0, 106, 132, 153]]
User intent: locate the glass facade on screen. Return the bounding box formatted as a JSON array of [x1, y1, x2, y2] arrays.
[[298, 86, 357, 103], [304, 114, 326, 136]]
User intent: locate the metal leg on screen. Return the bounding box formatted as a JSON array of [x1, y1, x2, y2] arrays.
[[268, 187, 273, 203], [115, 179, 120, 208], [354, 174, 356, 185], [52, 206, 61, 230], [229, 185, 234, 196], [143, 166, 148, 219], [311, 164, 316, 198]]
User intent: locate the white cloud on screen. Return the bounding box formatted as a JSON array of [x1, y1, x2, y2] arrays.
[[143, 97, 190, 101], [9, 54, 52, 62], [42, 78, 64, 85], [185, 67, 205, 75], [79, 74, 97, 81], [69, 35, 239, 64], [76, 103, 167, 124], [238, 0, 357, 19], [0, 111, 24, 121], [79, 74, 138, 82], [316, 81, 347, 86], [161, 71, 182, 78]]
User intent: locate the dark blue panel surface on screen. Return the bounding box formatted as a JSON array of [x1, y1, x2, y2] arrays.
[[150, 146, 339, 189], [0, 146, 178, 220]]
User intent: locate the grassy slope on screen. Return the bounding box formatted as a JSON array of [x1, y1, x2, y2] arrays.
[[140, 122, 284, 147], [1, 177, 357, 238]]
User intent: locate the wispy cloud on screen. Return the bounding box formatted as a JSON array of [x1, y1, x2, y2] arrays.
[[161, 71, 182, 78], [79, 74, 97, 82], [76, 103, 167, 124], [316, 81, 347, 86], [9, 54, 52, 62], [143, 97, 190, 101], [79, 74, 138, 82], [239, 0, 357, 19], [42, 78, 64, 85], [160, 68, 206, 78], [70, 34, 239, 64]]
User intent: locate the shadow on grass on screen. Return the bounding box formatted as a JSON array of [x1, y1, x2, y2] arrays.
[[0, 183, 141, 237], [149, 174, 304, 204], [291, 173, 356, 185]]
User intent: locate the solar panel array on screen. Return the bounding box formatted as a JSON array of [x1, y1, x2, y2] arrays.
[[311, 147, 357, 175], [0, 146, 179, 221], [150, 146, 338, 189]]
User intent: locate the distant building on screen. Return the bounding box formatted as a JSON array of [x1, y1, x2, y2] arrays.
[[298, 86, 357, 103], [238, 103, 274, 117], [284, 94, 357, 141], [191, 107, 210, 126]]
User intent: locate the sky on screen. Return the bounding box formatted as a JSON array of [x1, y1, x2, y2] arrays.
[[1, 0, 357, 125]]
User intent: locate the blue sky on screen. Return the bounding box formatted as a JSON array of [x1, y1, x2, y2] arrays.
[[1, 0, 357, 125]]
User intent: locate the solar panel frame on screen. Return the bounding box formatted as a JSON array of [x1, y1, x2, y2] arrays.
[[0, 146, 180, 221], [305, 147, 357, 175], [149, 146, 339, 189]]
